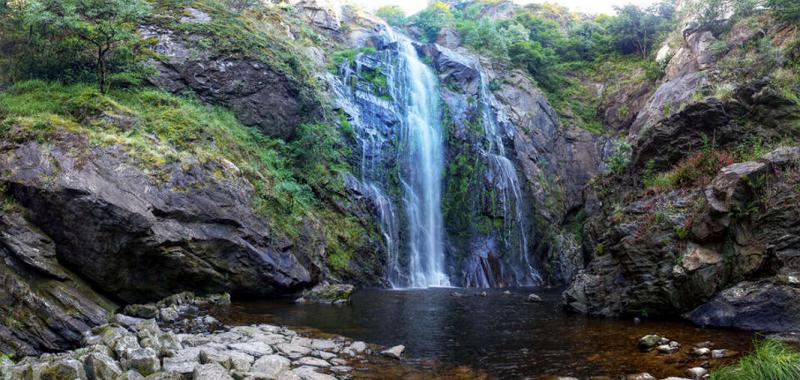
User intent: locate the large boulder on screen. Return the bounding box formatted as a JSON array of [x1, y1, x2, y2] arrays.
[[0, 133, 312, 304], [686, 280, 800, 331]]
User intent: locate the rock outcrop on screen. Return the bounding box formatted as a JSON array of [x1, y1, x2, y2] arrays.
[[141, 25, 323, 139], [0, 132, 313, 305], [564, 147, 800, 330], [0, 212, 113, 357]]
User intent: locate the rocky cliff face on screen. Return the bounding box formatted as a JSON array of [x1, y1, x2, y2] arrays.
[[562, 17, 800, 331]]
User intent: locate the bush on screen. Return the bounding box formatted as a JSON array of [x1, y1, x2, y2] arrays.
[[710, 339, 800, 380], [607, 138, 632, 174], [644, 148, 736, 191]]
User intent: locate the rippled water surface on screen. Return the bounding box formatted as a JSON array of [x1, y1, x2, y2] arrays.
[[210, 288, 754, 379]]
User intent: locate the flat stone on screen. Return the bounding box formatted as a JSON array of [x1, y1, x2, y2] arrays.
[[310, 339, 337, 352], [526, 293, 542, 302], [294, 357, 330, 368], [626, 373, 656, 380], [275, 343, 311, 357], [290, 337, 313, 348], [692, 347, 711, 356], [330, 366, 352, 373], [228, 341, 273, 357], [193, 363, 233, 380], [329, 358, 347, 366], [251, 355, 290, 378], [314, 351, 336, 360], [381, 345, 405, 359], [291, 366, 336, 380]]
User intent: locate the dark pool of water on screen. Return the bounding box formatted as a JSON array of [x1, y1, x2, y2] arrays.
[[210, 287, 754, 379]]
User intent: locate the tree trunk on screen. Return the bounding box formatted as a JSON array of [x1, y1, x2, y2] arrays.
[[98, 46, 106, 94]]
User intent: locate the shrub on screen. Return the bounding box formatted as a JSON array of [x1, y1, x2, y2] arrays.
[[607, 138, 632, 174], [710, 339, 800, 380], [644, 148, 736, 191]]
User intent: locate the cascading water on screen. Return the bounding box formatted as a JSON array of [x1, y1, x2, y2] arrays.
[[477, 71, 542, 286], [389, 35, 450, 288]]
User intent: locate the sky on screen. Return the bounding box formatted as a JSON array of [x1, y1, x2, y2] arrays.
[[355, 0, 660, 16]]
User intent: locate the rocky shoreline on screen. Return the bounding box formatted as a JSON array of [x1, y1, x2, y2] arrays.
[[0, 313, 390, 380]]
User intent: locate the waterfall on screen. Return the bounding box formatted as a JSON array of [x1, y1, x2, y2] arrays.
[[477, 72, 542, 286], [389, 36, 450, 288]]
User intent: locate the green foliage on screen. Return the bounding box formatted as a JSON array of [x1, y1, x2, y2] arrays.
[[2, 0, 153, 91], [643, 142, 736, 191], [607, 138, 632, 174], [609, 2, 675, 59], [376, 5, 406, 27], [767, 0, 800, 22], [674, 226, 689, 240], [413, 1, 454, 42], [0, 81, 364, 273], [710, 339, 800, 380]]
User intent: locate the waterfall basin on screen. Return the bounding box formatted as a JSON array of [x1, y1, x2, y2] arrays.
[[209, 287, 754, 379]]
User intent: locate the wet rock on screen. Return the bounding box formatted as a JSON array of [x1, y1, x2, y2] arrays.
[[638, 335, 663, 350], [330, 365, 351, 374], [450, 291, 465, 297], [193, 363, 233, 380], [380, 345, 404, 359], [348, 341, 367, 354], [295, 284, 354, 304], [84, 352, 122, 380], [692, 347, 711, 357], [526, 294, 542, 303], [687, 367, 707, 379], [626, 373, 656, 380], [686, 280, 800, 331], [656, 344, 679, 354]]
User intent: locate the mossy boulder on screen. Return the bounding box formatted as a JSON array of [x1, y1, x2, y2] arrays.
[[295, 284, 355, 304]]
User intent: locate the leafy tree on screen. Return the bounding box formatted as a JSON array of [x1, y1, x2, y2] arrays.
[[19, 0, 151, 92], [508, 39, 558, 90], [376, 5, 406, 27], [414, 1, 454, 42], [609, 4, 673, 59], [767, 0, 800, 22]]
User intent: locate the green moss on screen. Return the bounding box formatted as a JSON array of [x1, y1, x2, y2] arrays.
[[0, 80, 369, 274]]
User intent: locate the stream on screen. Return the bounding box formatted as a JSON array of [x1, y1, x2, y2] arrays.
[[209, 287, 754, 379]]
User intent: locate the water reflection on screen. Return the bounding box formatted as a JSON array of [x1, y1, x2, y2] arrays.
[[211, 288, 753, 379]]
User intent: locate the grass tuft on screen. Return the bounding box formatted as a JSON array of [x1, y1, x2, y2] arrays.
[[710, 339, 800, 380]]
